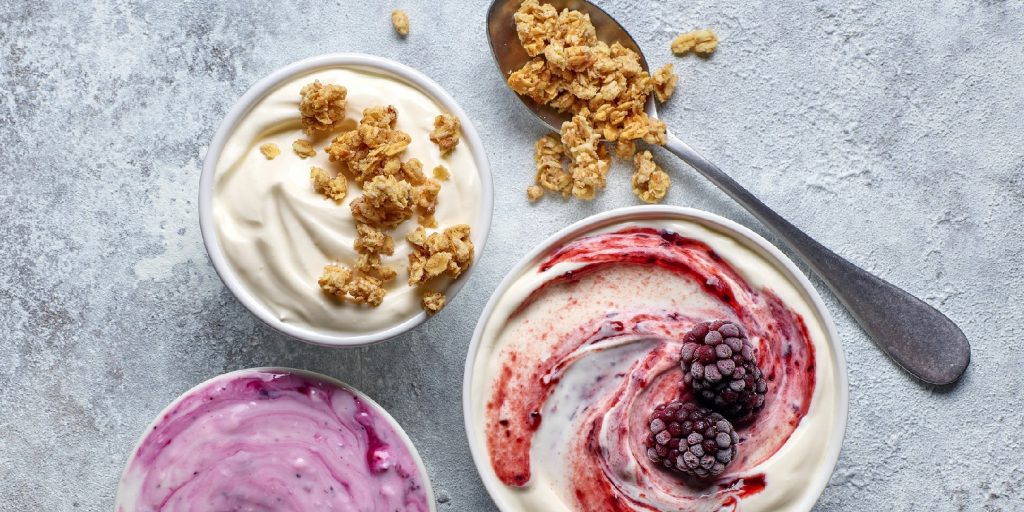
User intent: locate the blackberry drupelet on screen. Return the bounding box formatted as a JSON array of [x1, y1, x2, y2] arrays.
[[645, 401, 739, 478], [680, 320, 768, 422]]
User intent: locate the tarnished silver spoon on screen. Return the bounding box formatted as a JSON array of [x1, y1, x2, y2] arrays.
[[486, 0, 970, 385]]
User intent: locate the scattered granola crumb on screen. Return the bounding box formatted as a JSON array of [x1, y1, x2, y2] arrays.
[[632, 150, 670, 203], [430, 113, 460, 155], [310, 166, 348, 202], [652, 64, 678, 102], [534, 133, 571, 195], [392, 9, 410, 36], [421, 291, 446, 314], [407, 224, 474, 286], [259, 143, 280, 160], [326, 105, 410, 184], [614, 139, 636, 160], [354, 223, 395, 256], [299, 81, 348, 133], [671, 29, 718, 56], [293, 139, 316, 158], [527, 185, 544, 201], [433, 165, 450, 181], [350, 175, 416, 229]]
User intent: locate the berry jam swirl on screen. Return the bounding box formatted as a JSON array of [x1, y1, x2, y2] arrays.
[[474, 226, 835, 511], [116, 370, 431, 512]]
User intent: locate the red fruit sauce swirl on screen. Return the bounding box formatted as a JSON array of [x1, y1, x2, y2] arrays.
[[485, 228, 816, 510]]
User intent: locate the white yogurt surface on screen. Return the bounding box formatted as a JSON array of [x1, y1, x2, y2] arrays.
[[213, 67, 481, 336]]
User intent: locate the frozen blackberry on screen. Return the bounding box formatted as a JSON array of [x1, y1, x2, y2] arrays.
[[645, 400, 739, 478], [680, 320, 768, 422]]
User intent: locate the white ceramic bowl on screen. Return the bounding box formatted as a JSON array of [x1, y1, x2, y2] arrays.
[[115, 367, 436, 511], [199, 53, 493, 347], [463, 205, 848, 511]]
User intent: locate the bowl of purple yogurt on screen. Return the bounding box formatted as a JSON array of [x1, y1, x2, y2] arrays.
[[114, 368, 434, 511]]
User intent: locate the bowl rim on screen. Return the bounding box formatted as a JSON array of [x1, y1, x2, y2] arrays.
[[198, 52, 494, 347], [113, 366, 437, 512], [461, 205, 849, 511]]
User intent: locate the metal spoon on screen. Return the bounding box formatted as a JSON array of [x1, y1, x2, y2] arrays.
[[486, 0, 970, 385]]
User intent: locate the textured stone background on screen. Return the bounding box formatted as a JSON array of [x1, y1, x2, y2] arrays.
[[2, 0, 1022, 510]]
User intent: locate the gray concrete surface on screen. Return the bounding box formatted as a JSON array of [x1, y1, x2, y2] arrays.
[[2, 1, 1023, 510]]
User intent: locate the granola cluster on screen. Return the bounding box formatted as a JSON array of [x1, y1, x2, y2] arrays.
[[283, 83, 471, 312], [509, 0, 676, 202], [407, 225, 474, 286], [350, 175, 415, 228], [319, 264, 389, 307], [317, 223, 400, 307], [310, 166, 348, 202], [429, 113, 461, 155], [631, 150, 670, 204], [353, 224, 398, 284], [421, 291, 446, 314], [671, 29, 718, 56], [325, 105, 410, 184], [651, 63, 678, 103], [534, 134, 571, 195], [561, 112, 610, 200], [509, 0, 669, 143], [396, 158, 441, 227], [354, 222, 395, 255], [299, 81, 348, 133]]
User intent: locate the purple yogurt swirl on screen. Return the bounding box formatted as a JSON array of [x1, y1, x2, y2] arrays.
[[115, 369, 432, 512]]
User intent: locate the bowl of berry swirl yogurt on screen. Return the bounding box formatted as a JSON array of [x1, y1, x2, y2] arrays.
[[464, 206, 847, 511], [115, 368, 433, 512]]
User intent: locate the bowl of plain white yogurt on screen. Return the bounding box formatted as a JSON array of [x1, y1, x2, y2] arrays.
[[199, 53, 492, 346]]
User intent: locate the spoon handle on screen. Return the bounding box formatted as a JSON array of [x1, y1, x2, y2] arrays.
[[663, 133, 970, 385]]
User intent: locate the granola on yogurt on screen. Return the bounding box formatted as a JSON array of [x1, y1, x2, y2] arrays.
[[354, 223, 395, 256], [310, 166, 348, 202], [291, 88, 472, 312], [259, 142, 280, 159], [318, 264, 388, 307], [430, 113, 460, 155], [325, 105, 410, 184], [432, 165, 449, 181], [299, 81, 348, 133], [292, 139, 316, 158], [406, 224, 474, 286], [421, 291, 445, 314]]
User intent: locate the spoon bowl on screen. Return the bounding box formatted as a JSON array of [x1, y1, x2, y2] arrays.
[[485, 0, 970, 385], [486, 0, 651, 130]]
